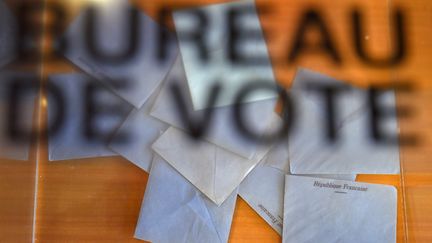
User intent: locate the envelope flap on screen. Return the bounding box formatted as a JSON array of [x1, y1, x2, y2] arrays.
[[140, 205, 219, 243], [186, 194, 215, 230], [152, 127, 217, 201], [152, 126, 272, 205], [212, 116, 276, 204], [135, 156, 227, 243], [213, 146, 264, 204], [203, 188, 238, 243]]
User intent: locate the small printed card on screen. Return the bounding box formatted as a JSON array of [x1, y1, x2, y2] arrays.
[[283, 175, 397, 243]]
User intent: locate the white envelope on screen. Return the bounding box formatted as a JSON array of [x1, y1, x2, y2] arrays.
[[283, 175, 397, 243], [48, 73, 132, 161], [0, 1, 17, 67], [289, 68, 400, 174], [0, 72, 36, 161], [109, 85, 167, 172], [173, 0, 277, 110], [63, 0, 177, 108], [239, 140, 356, 235], [152, 126, 272, 205], [150, 56, 278, 159], [135, 156, 237, 243]]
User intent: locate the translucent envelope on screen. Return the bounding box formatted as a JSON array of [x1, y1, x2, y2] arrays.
[[0, 72, 36, 161], [48, 74, 132, 161], [289, 68, 400, 174], [173, 0, 277, 110], [109, 85, 167, 172], [239, 140, 356, 234], [283, 175, 397, 243], [63, 0, 177, 108], [152, 126, 273, 205], [135, 156, 237, 243], [0, 0, 17, 67], [150, 56, 278, 159]]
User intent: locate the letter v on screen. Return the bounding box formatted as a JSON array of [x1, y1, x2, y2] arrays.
[[169, 81, 222, 139]]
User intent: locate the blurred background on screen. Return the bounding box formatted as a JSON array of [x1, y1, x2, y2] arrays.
[[0, 0, 431, 242]]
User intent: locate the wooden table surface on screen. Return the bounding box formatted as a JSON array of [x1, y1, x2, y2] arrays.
[[0, 0, 431, 242]]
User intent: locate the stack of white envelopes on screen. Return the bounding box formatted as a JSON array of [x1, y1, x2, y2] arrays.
[[239, 68, 399, 243], [46, 0, 400, 242]]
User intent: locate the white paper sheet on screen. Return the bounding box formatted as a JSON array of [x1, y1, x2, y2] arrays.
[[150, 56, 278, 159], [283, 175, 397, 243], [152, 126, 272, 205], [63, 0, 177, 108], [239, 140, 356, 234], [135, 156, 237, 243], [288, 68, 400, 174], [108, 85, 167, 172], [48, 73, 132, 161], [173, 0, 277, 110]]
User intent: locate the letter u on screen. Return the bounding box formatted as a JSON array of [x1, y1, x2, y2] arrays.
[[352, 8, 406, 67], [84, 6, 140, 64]]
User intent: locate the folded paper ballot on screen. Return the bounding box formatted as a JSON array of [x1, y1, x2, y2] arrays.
[[0, 0, 17, 67], [109, 85, 167, 172], [283, 175, 397, 243], [289, 68, 400, 174], [173, 0, 277, 110], [0, 72, 36, 161], [150, 56, 279, 159], [135, 156, 237, 243], [63, 0, 177, 108], [152, 126, 273, 205], [48, 74, 132, 161], [239, 141, 356, 235]]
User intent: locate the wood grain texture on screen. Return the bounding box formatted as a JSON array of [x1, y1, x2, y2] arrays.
[[0, 0, 430, 242]]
